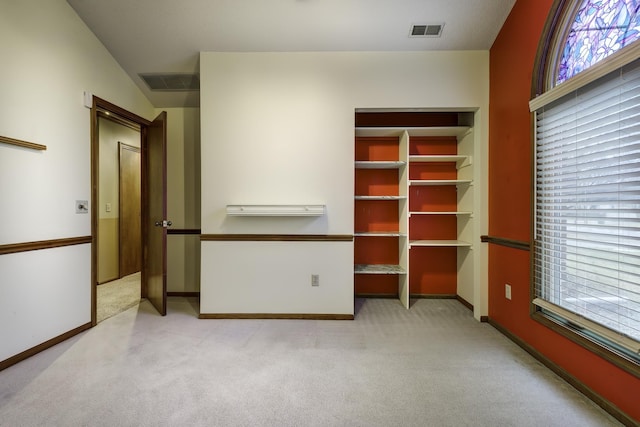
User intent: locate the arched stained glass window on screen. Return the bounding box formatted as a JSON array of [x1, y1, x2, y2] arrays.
[[557, 0, 640, 84]]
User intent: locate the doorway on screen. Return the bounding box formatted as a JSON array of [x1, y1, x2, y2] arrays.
[[90, 96, 168, 326], [96, 115, 142, 322]]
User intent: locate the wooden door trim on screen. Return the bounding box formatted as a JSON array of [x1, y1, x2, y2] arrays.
[[91, 96, 151, 326]]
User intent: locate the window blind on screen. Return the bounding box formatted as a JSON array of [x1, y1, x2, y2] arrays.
[[534, 57, 640, 353]]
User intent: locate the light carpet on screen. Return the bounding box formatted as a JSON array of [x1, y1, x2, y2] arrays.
[[96, 272, 141, 323], [0, 298, 624, 427]]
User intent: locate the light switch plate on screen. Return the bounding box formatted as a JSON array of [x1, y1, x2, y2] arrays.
[[76, 200, 88, 214]]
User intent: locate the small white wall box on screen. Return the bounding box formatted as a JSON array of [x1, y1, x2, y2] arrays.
[[226, 204, 325, 216]]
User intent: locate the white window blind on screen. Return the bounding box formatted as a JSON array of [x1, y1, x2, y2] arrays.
[[534, 57, 640, 353]]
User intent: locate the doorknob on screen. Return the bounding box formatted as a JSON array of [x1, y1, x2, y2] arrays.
[[154, 220, 173, 227]]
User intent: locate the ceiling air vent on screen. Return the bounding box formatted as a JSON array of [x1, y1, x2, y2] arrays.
[[139, 73, 200, 91], [409, 23, 444, 38]]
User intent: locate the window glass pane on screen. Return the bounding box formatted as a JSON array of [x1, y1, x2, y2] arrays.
[[557, 0, 640, 85]]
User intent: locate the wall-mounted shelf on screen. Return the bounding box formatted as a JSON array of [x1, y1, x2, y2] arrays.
[[354, 264, 406, 274], [354, 231, 406, 237], [226, 204, 325, 216], [355, 161, 406, 169], [409, 211, 472, 216], [409, 179, 472, 186], [355, 126, 470, 138], [409, 155, 471, 168], [409, 240, 472, 248], [354, 195, 406, 200]]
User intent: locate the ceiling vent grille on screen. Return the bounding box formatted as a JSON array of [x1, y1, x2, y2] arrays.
[[139, 73, 200, 91], [409, 24, 444, 38]]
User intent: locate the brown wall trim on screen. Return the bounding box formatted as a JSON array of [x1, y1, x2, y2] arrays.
[[355, 294, 398, 298], [201, 234, 353, 242], [456, 295, 473, 311], [0, 236, 92, 256], [488, 318, 637, 427], [480, 235, 530, 251], [0, 135, 47, 151], [200, 313, 354, 320], [0, 322, 91, 372], [167, 291, 200, 297], [167, 229, 201, 235]]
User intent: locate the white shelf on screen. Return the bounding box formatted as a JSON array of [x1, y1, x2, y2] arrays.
[[409, 211, 472, 216], [406, 126, 470, 137], [226, 204, 325, 216], [409, 240, 472, 248], [355, 195, 406, 200], [354, 231, 407, 237], [409, 155, 471, 168], [355, 128, 406, 137], [354, 264, 406, 274], [355, 161, 406, 169], [409, 179, 472, 186], [355, 126, 470, 138]]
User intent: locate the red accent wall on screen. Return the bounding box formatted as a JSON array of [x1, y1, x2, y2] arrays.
[[489, 0, 640, 422]]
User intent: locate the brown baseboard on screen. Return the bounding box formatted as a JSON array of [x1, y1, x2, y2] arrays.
[[167, 291, 200, 297], [455, 295, 473, 311], [411, 294, 458, 299], [0, 322, 92, 372], [488, 318, 637, 427], [199, 313, 354, 320], [355, 293, 398, 299]]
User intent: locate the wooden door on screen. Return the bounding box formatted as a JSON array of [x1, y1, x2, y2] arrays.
[[143, 112, 168, 316], [119, 143, 141, 277]]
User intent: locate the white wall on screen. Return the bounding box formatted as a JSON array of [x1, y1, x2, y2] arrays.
[[0, 0, 155, 363], [199, 51, 489, 316]]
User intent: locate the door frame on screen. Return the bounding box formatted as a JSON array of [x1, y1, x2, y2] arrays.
[[90, 96, 152, 326]]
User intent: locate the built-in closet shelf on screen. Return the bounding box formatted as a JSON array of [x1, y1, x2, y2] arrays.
[[409, 179, 472, 186], [355, 126, 470, 138], [226, 204, 325, 216], [355, 195, 407, 200], [409, 155, 471, 168], [354, 231, 407, 237], [409, 211, 472, 217], [409, 240, 472, 248], [355, 161, 406, 169], [354, 111, 476, 306], [354, 264, 407, 275]]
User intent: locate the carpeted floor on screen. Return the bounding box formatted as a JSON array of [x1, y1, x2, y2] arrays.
[[0, 298, 624, 426], [96, 272, 141, 323]]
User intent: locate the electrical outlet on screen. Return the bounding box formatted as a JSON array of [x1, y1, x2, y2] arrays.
[[505, 284, 512, 300], [311, 274, 320, 287]]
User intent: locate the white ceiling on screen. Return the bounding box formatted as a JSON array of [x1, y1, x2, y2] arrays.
[[66, 0, 516, 108]]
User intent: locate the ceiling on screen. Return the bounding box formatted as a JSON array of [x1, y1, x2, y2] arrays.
[[67, 0, 516, 108]]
